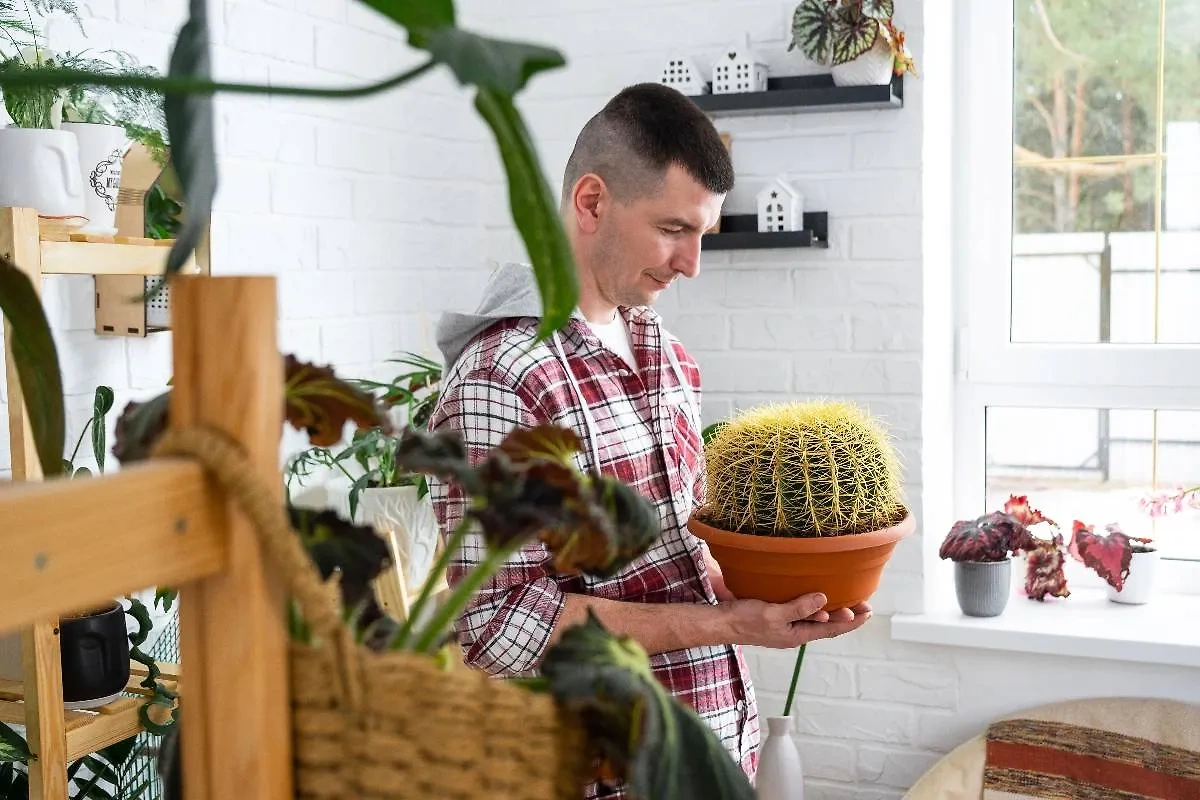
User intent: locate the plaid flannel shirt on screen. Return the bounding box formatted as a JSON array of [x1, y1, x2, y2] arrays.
[[428, 305, 760, 798]]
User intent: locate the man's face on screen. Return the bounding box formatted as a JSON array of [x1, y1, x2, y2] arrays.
[[588, 163, 724, 309]]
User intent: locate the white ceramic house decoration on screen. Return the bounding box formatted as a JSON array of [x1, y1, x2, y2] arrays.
[[712, 32, 768, 94], [660, 55, 709, 95], [756, 175, 804, 233]]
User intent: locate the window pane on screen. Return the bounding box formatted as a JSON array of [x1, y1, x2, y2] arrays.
[[985, 406, 1200, 561], [1011, 163, 1160, 343], [1014, 0, 1160, 161]]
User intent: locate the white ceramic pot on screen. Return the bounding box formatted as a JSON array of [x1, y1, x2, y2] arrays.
[[756, 716, 805, 799], [831, 36, 895, 87], [1104, 547, 1160, 605], [0, 127, 86, 219], [60, 122, 131, 235], [329, 484, 442, 590]]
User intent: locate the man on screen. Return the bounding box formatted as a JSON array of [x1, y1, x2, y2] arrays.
[[427, 82, 871, 796]]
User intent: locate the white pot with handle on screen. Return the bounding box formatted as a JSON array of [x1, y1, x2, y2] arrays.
[[60, 122, 131, 235], [0, 127, 86, 220]]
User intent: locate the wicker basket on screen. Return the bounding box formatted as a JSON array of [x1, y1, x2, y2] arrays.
[[154, 429, 591, 800]]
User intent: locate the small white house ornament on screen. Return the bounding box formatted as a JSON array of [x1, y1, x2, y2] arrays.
[[712, 33, 768, 94], [757, 175, 804, 233], [659, 55, 709, 95]]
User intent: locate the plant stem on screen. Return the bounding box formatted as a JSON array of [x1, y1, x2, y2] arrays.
[[782, 643, 806, 718], [0, 58, 437, 100], [412, 539, 522, 654], [391, 516, 472, 650]]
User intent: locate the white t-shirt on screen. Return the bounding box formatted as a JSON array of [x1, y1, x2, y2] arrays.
[[587, 312, 638, 371]]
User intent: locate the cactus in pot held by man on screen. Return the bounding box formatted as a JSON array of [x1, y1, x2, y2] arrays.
[[689, 400, 915, 609]]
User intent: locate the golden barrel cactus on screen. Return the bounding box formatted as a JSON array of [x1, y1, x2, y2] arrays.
[[698, 401, 907, 538]]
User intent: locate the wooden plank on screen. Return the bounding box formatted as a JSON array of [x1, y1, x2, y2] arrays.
[[129, 660, 179, 682], [40, 240, 198, 276], [1, 206, 68, 800], [64, 700, 145, 762], [173, 276, 292, 800], [0, 699, 92, 730], [0, 462, 227, 635], [1, 207, 43, 484], [23, 623, 67, 798]]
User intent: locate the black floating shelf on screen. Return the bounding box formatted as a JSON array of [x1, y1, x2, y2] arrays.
[[702, 212, 829, 251], [688, 73, 902, 116]]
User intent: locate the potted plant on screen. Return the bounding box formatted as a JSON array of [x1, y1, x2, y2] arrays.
[[0, 1, 164, 230], [285, 352, 443, 598], [789, 0, 917, 87], [688, 400, 914, 611], [939, 494, 1072, 616], [1069, 521, 1157, 605]]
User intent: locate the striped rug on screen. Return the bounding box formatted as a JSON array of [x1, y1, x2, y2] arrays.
[[983, 718, 1200, 799]]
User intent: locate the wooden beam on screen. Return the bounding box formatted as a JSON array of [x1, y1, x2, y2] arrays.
[[173, 276, 291, 800], [40, 240, 198, 276], [1, 206, 69, 800], [0, 462, 227, 634]]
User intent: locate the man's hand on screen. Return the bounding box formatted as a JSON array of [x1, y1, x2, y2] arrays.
[[722, 593, 872, 649]]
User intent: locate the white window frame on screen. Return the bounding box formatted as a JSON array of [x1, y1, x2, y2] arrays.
[[953, 1, 1200, 592]]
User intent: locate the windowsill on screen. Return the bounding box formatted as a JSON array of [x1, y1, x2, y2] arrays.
[[891, 587, 1200, 669]]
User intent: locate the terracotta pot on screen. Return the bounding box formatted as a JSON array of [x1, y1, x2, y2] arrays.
[[687, 513, 916, 611]]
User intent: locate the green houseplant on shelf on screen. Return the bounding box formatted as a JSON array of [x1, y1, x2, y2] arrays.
[[285, 352, 446, 613], [0, 0, 166, 230], [789, 0, 917, 87], [0, 0, 761, 795]]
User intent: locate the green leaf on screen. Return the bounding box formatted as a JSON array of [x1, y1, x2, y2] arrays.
[[355, 0, 454, 46], [790, 0, 838, 63], [73, 466, 92, 478], [831, 7, 880, 65], [424, 27, 564, 95], [542, 612, 755, 800], [701, 421, 727, 447], [474, 88, 578, 340], [0, 258, 65, 478], [91, 385, 114, 471], [0, 723, 29, 763], [860, 0, 894, 20], [162, 0, 217, 278]]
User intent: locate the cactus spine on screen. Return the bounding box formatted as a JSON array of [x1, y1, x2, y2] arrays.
[[698, 400, 907, 537]]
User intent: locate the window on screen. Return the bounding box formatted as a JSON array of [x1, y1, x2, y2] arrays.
[[956, 1, 1200, 574]]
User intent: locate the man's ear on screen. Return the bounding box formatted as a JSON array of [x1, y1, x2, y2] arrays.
[[571, 173, 607, 235]]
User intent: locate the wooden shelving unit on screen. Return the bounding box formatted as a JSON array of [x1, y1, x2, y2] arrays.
[[688, 73, 903, 116], [702, 212, 830, 251], [1, 205, 205, 798]]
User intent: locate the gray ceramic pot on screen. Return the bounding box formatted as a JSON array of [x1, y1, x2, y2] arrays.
[[954, 559, 1011, 617]]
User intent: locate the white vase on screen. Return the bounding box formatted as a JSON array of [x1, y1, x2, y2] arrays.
[[329, 484, 442, 590], [831, 36, 895, 87], [60, 122, 131, 236], [0, 127, 86, 219], [1104, 547, 1160, 605], [756, 716, 805, 799]]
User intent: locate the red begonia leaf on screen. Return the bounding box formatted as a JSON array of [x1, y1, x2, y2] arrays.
[[1069, 521, 1134, 592], [1003, 494, 1055, 529]]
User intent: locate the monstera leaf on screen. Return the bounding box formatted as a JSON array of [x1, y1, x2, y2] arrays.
[[0, 257, 65, 478], [542, 612, 755, 800]]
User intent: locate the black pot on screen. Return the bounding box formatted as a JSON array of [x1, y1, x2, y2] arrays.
[[60, 601, 130, 708]]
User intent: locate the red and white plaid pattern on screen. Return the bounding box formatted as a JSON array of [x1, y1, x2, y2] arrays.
[[428, 305, 759, 798]]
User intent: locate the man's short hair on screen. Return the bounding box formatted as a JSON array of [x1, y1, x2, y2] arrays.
[[561, 82, 734, 204]]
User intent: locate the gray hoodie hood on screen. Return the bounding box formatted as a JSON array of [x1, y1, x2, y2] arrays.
[[436, 261, 554, 369]]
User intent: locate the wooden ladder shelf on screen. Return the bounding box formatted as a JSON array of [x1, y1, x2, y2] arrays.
[[1, 206, 207, 798]]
